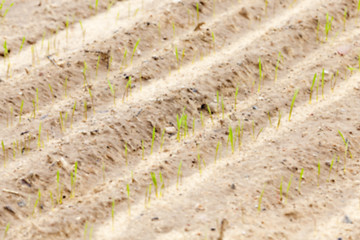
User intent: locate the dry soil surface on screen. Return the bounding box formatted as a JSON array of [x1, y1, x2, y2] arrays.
[[1, 0, 360, 239]]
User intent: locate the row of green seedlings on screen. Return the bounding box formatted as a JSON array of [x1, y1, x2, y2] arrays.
[[0, 0, 13, 20], [23, 162, 79, 223], [109, 171, 165, 230], [257, 131, 353, 212], [1, 121, 51, 167]]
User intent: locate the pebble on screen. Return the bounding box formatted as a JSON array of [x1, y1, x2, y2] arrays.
[[165, 127, 176, 134]]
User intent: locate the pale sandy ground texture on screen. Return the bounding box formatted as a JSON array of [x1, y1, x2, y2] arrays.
[[1, 0, 360, 239]]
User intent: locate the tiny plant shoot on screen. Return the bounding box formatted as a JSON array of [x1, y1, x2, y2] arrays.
[[309, 73, 317, 104], [131, 38, 140, 65], [258, 184, 266, 212], [234, 86, 239, 110], [258, 57, 262, 92], [150, 172, 158, 198], [126, 184, 131, 216], [285, 174, 293, 204], [327, 155, 335, 182], [298, 168, 304, 192], [107, 79, 115, 105], [289, 89, 299, 121]]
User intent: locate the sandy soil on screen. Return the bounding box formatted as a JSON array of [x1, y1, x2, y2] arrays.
[[1, 0, 360, 239]]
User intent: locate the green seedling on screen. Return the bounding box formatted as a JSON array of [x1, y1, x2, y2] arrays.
[[123, 76, 132, 101], [298, 168, 304, 192], [327, 155, 335, 182], [264, 0, 268, 16], [275, 51, 283, 82], [107, 79, 115, 106], [19, 36, 25, 53], [175, 45, 179, 69], [12, 141, 15, 160], [41, 32, 45, 49], [65, 18, 69, 42], [95, 0, 99, 12], [258, 57, 262, 92], [343, 7, 347, 31], [79, 20, 86, 43], [88, 88, 95, 113], [124, 142, 128, 166], [234, 86, 239, 110], [56, 170, 61, 204], [237, 121, 244, 149], [126, 184, 130, 215], [338, 130, 353, 161], [214, 141, 221, 163], [159, 129, 165, 151], [216, 91, 220, 112], [211, 31, 216, 52], [159, 171, 165, 197], [172, 22, 176, 39], [317, 160, 321, 186], [48, 83, 54, 103], [107, 54, 113, 76], [82, 61, 88, 87], [176, 160, 183, 189], [70, 161, 78, 198], [279, 176, 283, 202], [150, 126, 155, 154], [150, 172, 158, 198], [268, 112, 272, 127], [19, 100, 24, 123], [197, 153, 205, 175], [207, 104, 213, 124], [111, 199, 115, 230], [321, 69, 325, 99], [31, 45, 35, 66], [83, 100, 87, 121], [63, 77, 68, 98], [176, 113, 185, 141], [3, 223, 10, 240], [309, 73, 317, 104], [3, 40, 8, 59], [325, 13, 333, 41], [33, 189, 41, 216], [1, 2, 13, 19], [37, 122, 42, 149], [141, 139, 145, 160], [285, 174, 293, 204], [288, 89, 299, 121], [228, 126, 234, 154], [2, 140, 6, 167], [131, 38, 140, 65], [258, 184, 266, 212], [196, 2, 199, 23], [71, 101, 76, 129], [84, 221, 88, 240], [251, 121, 263, 141]]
